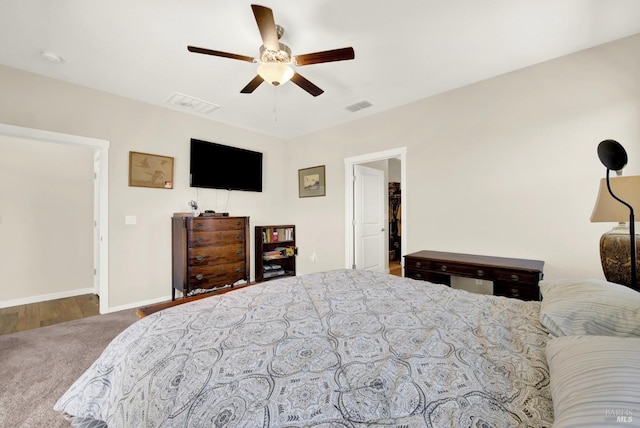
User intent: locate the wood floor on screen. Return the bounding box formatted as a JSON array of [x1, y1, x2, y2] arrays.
[[0, 294, 100, 336], [390, 260, 402, 276]]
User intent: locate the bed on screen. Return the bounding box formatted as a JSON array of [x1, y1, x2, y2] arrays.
[[54, 269, 640, 427]]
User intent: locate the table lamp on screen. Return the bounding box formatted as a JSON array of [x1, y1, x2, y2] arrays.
[[591, 140, 639, 290]]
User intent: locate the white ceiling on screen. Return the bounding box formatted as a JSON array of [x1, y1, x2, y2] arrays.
[[1, 0, 640, 139]]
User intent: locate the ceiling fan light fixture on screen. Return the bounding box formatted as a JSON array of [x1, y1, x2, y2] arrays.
[[257, 62, 294, 86]]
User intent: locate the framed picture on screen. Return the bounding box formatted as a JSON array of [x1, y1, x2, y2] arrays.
[[298, 165, 326, 198], [129, 151, 174, 189]]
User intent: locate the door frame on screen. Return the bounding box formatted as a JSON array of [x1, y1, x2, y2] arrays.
[[344, 147, 407, 270], [0, 123, 110, 314]]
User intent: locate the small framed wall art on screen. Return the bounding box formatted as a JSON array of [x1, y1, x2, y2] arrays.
[[129, 151, 174, 189], [298, 165, 326, 198]]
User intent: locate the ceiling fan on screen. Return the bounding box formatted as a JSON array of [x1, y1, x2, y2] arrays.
[[187, 4, 355, 97]]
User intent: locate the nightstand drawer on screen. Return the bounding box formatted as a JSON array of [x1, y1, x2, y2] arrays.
[[429, 262, 493, 280], [494, 282, 539, 301], [405, 258, 432, 270], [494, 270, 539, 285], [404, 269, 450, 285]]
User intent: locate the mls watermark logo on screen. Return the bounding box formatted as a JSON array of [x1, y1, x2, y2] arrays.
[[606, 408, 634, 424]]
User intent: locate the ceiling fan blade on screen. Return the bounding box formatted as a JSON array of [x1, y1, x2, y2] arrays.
[[188, 46, 256, 63], [290, 72, 324, 97], [240, 75, 265, 93], [251, 4, 280, 51], [293, 47, 355, 66]]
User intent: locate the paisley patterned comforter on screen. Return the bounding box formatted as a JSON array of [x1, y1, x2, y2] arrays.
[[55, 269, 553, 427]]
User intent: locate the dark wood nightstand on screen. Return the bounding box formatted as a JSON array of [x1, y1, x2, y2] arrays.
[[404, 250, 544, 301]]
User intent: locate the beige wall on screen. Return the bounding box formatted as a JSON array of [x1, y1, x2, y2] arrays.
[[0, 136, 94, 302], [1, 33, 639, 310], [287, 34, 640, 280]]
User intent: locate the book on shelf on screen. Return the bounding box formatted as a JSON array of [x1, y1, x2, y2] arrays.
[[261, 227, 295, 243]]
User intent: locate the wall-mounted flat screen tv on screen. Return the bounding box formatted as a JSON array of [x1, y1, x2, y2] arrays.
[[190, 139, 263, 192]]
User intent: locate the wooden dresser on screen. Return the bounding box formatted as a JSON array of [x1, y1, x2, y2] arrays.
[[404, 250, 544, 301], [171, 214, 250, 300]]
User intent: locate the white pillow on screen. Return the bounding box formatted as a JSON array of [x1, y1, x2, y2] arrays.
[[539, 278, 640, 337], [547, 335, 640, 427]]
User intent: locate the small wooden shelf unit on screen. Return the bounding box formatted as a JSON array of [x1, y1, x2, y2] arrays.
[[255, 225, 297, 282]]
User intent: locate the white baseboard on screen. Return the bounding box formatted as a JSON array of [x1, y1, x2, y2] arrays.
[[105, 295, 172, 314], [0, 287, 95, 309]]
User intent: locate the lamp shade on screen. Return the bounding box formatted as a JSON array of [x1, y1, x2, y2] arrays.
[[257, 62, 294, 86], [591, 175, 640, 222]]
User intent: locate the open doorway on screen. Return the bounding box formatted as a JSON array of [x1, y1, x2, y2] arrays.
[[0, 123, 110, 314], [344, 147, 407, 274]]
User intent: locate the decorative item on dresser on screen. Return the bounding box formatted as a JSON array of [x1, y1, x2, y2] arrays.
[[171, 214, 250, 300], [255, 225, 297, 282], [404, 250, 545, 300]]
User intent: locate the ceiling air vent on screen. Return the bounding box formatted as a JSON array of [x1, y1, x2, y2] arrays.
[[344, 100, 373, 113], [166, 92, 220, 114]]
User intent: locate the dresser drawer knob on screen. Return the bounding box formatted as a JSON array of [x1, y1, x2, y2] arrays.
[[196, 255, 204, 261], [236, 268, 242, 273], [510, 288, 520, 297], [416, 261, 422, 267], [195, 274, 204, 281], [236, 221, 242, 226], [511, 274, 519, 282], [195, 222, 204, 228], [196, 237, 203, 243], [236, 250, 242, 255], [440, 265, 447, 272], [477, 269, 484, 277], [236, 234, 242, 240], [415, 273, 422, 279]]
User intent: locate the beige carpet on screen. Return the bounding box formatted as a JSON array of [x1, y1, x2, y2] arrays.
[[0, 309, 139, 427]]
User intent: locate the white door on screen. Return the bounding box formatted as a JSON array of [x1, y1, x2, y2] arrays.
[[354, 164, 385, 271]]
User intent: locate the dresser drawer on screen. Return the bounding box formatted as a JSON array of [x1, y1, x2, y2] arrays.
[[187, 262, 248, 288], [189, 218, 246, 231], [187, 244, 246, 266], [188, 230, 246, 247]]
